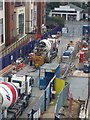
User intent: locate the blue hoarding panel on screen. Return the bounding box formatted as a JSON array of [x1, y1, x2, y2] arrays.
[[4, 55, 10, 67], [40, 93, 45, 113], [39, 77, 46, 89], [0, 58, 2, 70], [15, 49, 19, 60], [2, 57, 5, 69], [0, 26, 62, 70], [55, 65, 60, 78], [45, 72, 54, 87], [46, 85, 50, 109], [11, 51, 16, 61]]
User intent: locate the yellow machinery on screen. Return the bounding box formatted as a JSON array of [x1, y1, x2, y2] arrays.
[[31, 54, 45, 68]]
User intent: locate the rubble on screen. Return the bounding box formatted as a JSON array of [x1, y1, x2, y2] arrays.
[[59, 100, 81, 119]]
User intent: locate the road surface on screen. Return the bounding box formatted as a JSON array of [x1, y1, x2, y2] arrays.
[[19, 21, 88, 119]]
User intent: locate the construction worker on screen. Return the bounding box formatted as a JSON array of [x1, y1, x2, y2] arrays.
[[29, 53, 33, 66], [67, 43, 70, 50]]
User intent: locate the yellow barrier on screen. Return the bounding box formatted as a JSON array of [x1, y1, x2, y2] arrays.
[[54, 78, 65, 95]]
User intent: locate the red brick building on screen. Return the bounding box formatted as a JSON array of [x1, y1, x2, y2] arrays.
[[4, 1, 46, 47], [37, 1, 46, 34], [5, 2, 14, 46]]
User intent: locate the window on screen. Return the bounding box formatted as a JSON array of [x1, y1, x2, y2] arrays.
[[0, 19, 3, 43], [1, 34, 3, 43], [19, 13, 24, 35], [52, 10, 77, 13], [12, 80, 22, 87], [31, 9, 33, 27], [0, 2, 3, 10], [0, 19, 3, 34]]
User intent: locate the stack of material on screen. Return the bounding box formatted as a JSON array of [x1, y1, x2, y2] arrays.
[[0, 64, 15, 77], [73, 70, 90, 77]]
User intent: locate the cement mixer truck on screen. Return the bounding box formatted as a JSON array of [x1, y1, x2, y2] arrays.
[[32, 37, 58, 68], [0, 75, 32, 119]]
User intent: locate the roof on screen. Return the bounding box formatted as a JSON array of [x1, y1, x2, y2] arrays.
[[67, 3, 83, 12]]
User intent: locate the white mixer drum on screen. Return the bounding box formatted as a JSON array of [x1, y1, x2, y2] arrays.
[[40, 39, 52, 51], [0, 82, 18, 108]]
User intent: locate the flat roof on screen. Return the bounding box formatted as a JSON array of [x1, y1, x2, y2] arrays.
[[40, 63, 59, 70]]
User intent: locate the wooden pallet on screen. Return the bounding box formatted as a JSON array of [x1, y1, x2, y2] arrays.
[[0, 64, 15, 77]]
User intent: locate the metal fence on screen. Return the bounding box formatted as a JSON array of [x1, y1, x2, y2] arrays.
[[0, 26, 61, 71], [0, 34, 31, 58], [54, 82, 70, 119], [60, 41, 81, 79], [28, 76, 55, 119], [27, 65, 60, 119]]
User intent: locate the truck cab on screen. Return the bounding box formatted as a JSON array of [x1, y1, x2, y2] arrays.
[[11, 75, 32, 97]]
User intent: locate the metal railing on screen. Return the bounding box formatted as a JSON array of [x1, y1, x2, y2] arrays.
[[60, 41, 81, 79]]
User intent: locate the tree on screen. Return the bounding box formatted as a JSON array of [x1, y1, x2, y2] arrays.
[[46, 16, 65, 28]]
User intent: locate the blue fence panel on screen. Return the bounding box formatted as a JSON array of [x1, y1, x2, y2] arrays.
[[63, 83, 69, 105], [23, 45, 28, 55], [25, 44, 29, 54], [46, 85, 50, 110], [10, 51, 16, 62], [0, 58, 2, 70], [26, 44, 30, 53], [55, 65, 60, 78], [20, 46, 24, 56], [55, 90, 63, 115], [28, 42, 33, 53], [12, 51, 16, 61], [25, 45, 28, 55], [45, 72, 54, 87], [2, 57, 5, 69], [39, 93, 45, 113], [15, 49, 20, 60], [21, 46, 25, 56], [32, 92, 45, 118], [55, 82, 70, 116], [42, 26, 61, 39], [39, 77, 46, 90], [0, 27, 61, 71], [31, 40, 36, 50], [4, 55, 10, 67]]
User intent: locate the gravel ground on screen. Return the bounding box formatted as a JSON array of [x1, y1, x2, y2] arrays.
[[59, 100, 81, 119]]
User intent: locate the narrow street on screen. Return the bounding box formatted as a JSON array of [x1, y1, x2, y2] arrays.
[[19, 21, 89, 119]]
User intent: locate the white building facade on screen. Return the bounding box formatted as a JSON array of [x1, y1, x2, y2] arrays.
[[14, 6, 25, 39], [49, 4, 83, 21], [0, 1, 5, 50], [25, 1, 35, 34]]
